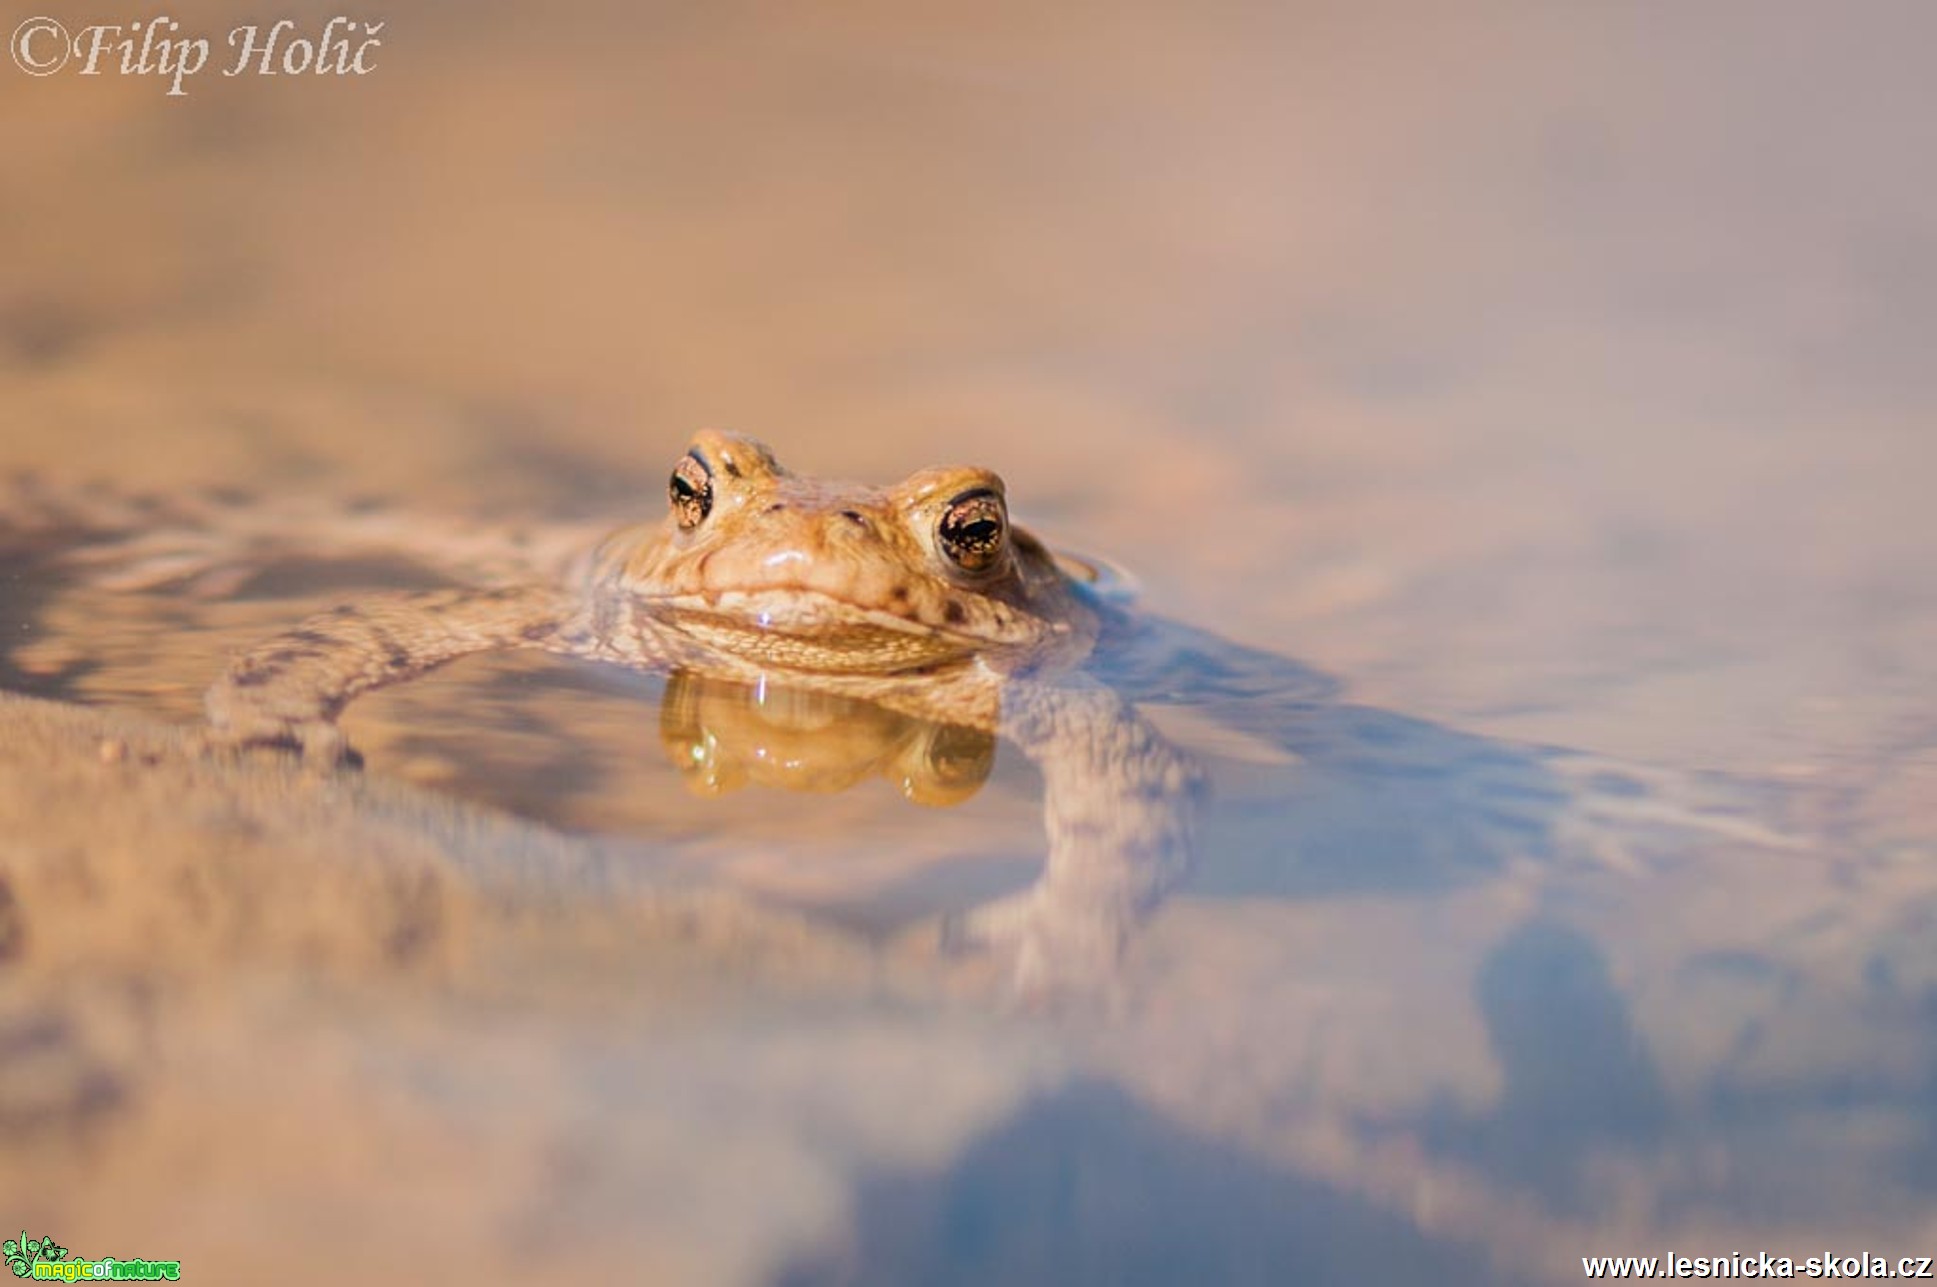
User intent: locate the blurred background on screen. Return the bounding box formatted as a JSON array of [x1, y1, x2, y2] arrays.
[[4, 2, 1936, 1283]]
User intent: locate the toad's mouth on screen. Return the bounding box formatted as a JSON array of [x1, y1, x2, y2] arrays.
[[647, 589, 999, 675]]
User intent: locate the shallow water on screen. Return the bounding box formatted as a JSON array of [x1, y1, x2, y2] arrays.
[[4, 3, 1936, 1283]]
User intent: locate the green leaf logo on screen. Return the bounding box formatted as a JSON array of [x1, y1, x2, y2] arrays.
[[3, 1231, 71, 1277], [3, 1232, 27, 1279]]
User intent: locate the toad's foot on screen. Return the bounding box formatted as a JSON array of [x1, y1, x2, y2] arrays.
[[201, 585, 575, 770], [193, 714, 363, 771], [933, 679, 1206, 997], [939, 886, 1135, 998]]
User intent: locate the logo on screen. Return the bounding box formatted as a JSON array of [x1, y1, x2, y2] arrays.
[[4, 1232, 180, 1281], [3, 1234, 65, 1278]]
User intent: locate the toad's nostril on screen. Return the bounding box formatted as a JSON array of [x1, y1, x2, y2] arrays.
[[767, 503, 787, 513], [840, 509, 868, 527]]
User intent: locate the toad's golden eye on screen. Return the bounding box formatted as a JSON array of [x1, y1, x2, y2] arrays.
[[937, 488, 1007, 574], [669, 452, 713, 530]]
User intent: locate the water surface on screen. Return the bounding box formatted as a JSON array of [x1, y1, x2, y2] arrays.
[[3, 3, 1935, 1283]]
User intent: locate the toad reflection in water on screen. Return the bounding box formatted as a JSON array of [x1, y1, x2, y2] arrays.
[[15, 433, 1797, 992]]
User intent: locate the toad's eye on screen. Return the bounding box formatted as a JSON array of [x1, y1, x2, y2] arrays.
[[669, 452, 713, 530], [937, 487, 1007, 574]]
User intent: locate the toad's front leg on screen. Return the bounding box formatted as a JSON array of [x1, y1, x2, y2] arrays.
[[201, 585, 575, 768]]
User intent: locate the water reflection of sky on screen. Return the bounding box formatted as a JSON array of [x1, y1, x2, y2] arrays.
[[4, 2, 1936, 1283]]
